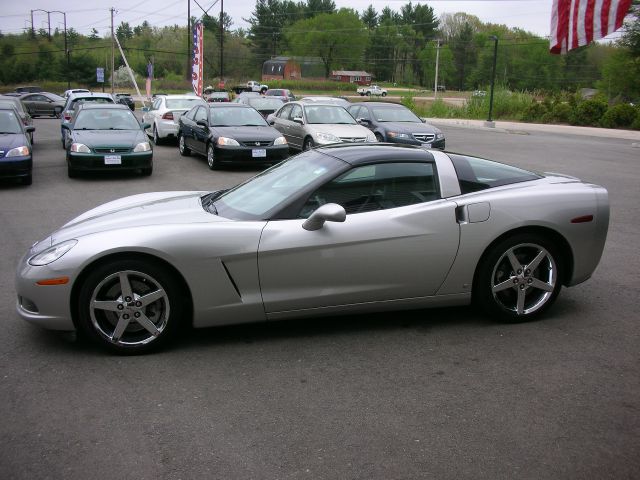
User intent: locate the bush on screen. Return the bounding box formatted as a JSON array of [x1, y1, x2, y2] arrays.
[[570, 99, 608, 126], [631, 109, 640, 130], [600, 103, 637, 129], [521, 102, 547, 122]]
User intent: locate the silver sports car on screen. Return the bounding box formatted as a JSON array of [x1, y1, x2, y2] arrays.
[[15, 143, 609, 354]]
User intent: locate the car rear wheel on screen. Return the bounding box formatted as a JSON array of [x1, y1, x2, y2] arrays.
[[76, 259, 185, 354], [178, 134, 190, 156], [207, 144, 219, 170], [153, 125, 162, 145], [381, 92, 387, 97], [303, 137, 315, 151], [54, 107, 62, 118], [474, 233, 563, 322]]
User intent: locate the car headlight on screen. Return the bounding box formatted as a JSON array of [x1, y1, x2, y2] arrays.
[[133, 141, 152, 152], [315, 132, 341, 144], [28, 239, 77, 266], [367, 133, 377, 142], [217, 137, 240, 146], [70, 143, 91, 153], [6, 146, 30, 157], [435, 133, 445, 140], [273, 136, 287, 145], [387, 131, 411, 139]]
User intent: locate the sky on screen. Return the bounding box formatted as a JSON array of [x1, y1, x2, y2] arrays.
[[1, 0, 557, 38]]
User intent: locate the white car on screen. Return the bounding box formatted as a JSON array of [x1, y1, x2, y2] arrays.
[[142, 95, 206, 144]]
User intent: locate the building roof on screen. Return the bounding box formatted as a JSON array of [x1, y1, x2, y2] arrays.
[[332, 70, 372, 77]]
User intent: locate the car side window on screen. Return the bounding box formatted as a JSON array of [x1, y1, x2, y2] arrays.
[[298, 162, 439, 218], [358, 107, 371, 121], [277, 104, 293, 119], [194, 107, 208, 123], [152, 99, 161, 110], [347, 105, 360, 119], [290, 104, 303, 121]]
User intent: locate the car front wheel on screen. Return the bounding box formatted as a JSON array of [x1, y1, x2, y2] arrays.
[[178, 134, 190, 156], [207, 143, 218, 169], [303, 137, 315, 151], [153, 125, 162, 145], [76, 259, 186, 354], [474, 234, 563, 322]]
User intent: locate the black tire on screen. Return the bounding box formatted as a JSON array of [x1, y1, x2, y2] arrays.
[[366, 92, 371, 97], [22, 174, 32, 186], [303, 137, 315, 151], [474, 233, 563, 322], [381, 92, 387, 97], [374, 132, 384, 142], [141, 165, 153, 176], [153, 125, 162, 145], [76, 259, 186, 354], [178, 134, 191, 156], [67, 165, 77, 178], [30, 132, 34, 144], [54, 107, 62, 118], [207, 143, 219, 170]]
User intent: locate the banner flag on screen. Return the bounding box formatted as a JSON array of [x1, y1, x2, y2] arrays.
[[192, 21, 204, 96], [146, 61, 153, 99]]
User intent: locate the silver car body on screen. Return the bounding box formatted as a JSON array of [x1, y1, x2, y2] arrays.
[[269, 101, 376, 150], [16, 146, 609, 337], [142, 95, 206, 142]]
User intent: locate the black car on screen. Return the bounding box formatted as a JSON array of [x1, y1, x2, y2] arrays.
[[177, 103, 289, 169], [0, 106, 35, 185], [347, 102, 445, 149], [234, 96, 284, 118], [115, 93, 135, 111], [62, 104, 152, 177]]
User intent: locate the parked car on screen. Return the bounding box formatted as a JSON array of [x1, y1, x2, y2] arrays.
[[206, 92, 231, 102], [268, 101, 376, 151], [234, 96, 284, 118], [299, 96, 350, 107], [0, 95, 34, 143], [0, 106, 34, 185], [347, 102, 445, 149], [142, 94, 206, 144], [14, 86, 43, 93], [60, 92, 115, 148], [264, 88, 295, 103], [114, 93, 135, 111], [356, 85, 388, 96], [232, 91, 261, 103], [20, 92, 65, 118], [63, 88, 90, 98], [14, 143, 610, 353], [178, 103, 289, 169], [62, 103, 152, 178]]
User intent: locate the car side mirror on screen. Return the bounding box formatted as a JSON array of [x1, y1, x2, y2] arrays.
[[196, 120, 208, 128], [302, 203, 346, 231], [293, 117, 304, 125], [141, 107, 150, 112], [26, 126, 35, 133], [141, 123, 150, 130], [357, 118, 370, 124]]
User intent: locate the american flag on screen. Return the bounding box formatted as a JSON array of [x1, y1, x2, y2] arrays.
[[192, 22, 204, 96], [550, 0, 633, 53]]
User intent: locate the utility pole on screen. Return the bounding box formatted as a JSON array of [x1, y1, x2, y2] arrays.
[[220, 0, 224, 82], [111, 7, 115, 95], [31, 10, 68, 87], [186, 0, 191, 81], [434, 39, 441, 101], [486, 36, 499, 127]]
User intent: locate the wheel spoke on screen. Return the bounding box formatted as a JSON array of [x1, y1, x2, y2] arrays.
[[531, 278, 554, 292], [516, 288, 526, 315], [138, 288, 166, 307], [506, 249, 522, 272], [492, 279, 515, 293], [527, 250, 547, 272], [118, 272, 133, 300], [135, 313, 160, 337], [111, 316, 131, 342], [91, 300, 122, 312]]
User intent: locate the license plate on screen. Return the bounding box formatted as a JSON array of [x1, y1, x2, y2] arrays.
[[104, 155, 122, 165], [422, 143, 432, 148], [252, 149, 266, 158]]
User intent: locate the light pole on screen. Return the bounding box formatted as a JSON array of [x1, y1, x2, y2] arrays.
[[31, 10, 69, 88], [486, 35, 499, 127]]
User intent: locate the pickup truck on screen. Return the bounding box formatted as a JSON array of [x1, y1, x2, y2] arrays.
[[232, 80, 269, 94], [357, 85, 387, 97]]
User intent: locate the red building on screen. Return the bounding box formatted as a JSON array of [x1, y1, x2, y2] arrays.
[[330, 71, 372, 85]]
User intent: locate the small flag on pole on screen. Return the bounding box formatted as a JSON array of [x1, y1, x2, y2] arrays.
[[192, 21, 204, 96]]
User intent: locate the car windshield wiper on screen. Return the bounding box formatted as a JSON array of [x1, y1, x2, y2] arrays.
[[201, 190, 227, 214]]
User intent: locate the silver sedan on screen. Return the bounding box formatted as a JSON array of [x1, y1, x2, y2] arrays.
[[15, 144, 609, 354], [142, 94, 206, 144]]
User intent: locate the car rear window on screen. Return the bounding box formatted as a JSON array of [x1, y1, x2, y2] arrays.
[[449, 153, 542, 194]]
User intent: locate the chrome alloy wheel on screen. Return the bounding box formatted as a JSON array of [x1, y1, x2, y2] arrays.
[[89, 270, 170, 347], [490, 243, 557, 316]]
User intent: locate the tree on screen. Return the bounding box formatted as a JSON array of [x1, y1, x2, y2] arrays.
[[284, 9, 367, 78], [449, 22, 476, 90], [361, 5, 378, 30], [89, 28, 100, 40], [116, 22, 133, 43], [246, 0, 304, 62]]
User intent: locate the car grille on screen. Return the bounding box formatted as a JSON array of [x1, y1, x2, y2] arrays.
[[339, 137, 367, 143], [240, 140, 272, 147], [413, 133, 435, 142], [94, 147, 131, 153]]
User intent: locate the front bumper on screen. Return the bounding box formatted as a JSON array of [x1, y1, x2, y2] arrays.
[[0, 157, 32, 179], [67, 151, 152, 172], [386, 136, 446, 150], [214, 144, 290, 165]]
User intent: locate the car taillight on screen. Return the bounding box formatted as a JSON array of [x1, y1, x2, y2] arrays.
[[64, 114, 72, 121], [162, 112, 174, 120]]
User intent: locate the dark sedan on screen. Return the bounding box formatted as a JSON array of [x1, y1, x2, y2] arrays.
[[0, 107, 34, 185], [234, 96, 284, 118], [62, 104, 152, 178], [177, 103, 289, 169], [347, 102, 445, 149], [20, 92, 65, 118], [114, 93, 135, 111]]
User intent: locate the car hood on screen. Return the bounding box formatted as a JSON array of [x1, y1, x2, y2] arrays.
[[307, 124, 371, 137], [50, 191, 221, 244], [379, 121, 440, 134], [71, 129, 146, 147], [0, 133, 29, 150], [213, 126, 282, 141]]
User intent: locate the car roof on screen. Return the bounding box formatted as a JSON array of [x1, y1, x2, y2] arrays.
[[208, 103, 253, 108], [161, 94, 202, 100], [357, 102, 405, 108], [77, 103, 130, 111], [67, 92, 113, 101], [316, 143, 435, 166]]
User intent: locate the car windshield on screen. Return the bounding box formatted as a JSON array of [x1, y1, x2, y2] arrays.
[[210, 106, 268, 126], [165, 98, 203, 109], [0, 99, 25, 114], [73, 109, 140, 130], [212, 150, 345, 220], [0, 110, 22, 134], [372, 107, 422, 122], [304, 105, 356, 124]]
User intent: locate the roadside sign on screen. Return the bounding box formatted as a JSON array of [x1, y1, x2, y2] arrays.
[[97, 68, 104, 83]]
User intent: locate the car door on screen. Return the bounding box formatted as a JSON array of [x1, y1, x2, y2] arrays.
[[142, 98, 161, 134], [287, 104, 305, 149], [21, 95, 40, 116], [270, 103, 293, 143], [190, 106, 210, 155], [258, 161, 460, 314]]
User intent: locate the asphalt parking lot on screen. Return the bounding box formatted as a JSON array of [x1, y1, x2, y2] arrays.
[[1, 117, 638, 479]]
